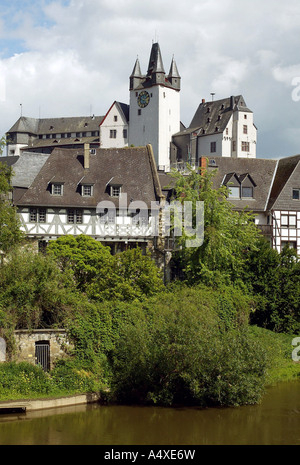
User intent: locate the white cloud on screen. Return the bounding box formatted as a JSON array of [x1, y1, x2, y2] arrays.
[[1, 0, 300, 158]]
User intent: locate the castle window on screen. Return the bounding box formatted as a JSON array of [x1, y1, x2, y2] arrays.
[[210, 142, 216, 153], [138, 109, 142, 115], [123, 129, 128, 139], [110, 129, 117, 138], [243, 125, 248, 134], [114, 115, 118, 122], [241, 141, 250, 152]]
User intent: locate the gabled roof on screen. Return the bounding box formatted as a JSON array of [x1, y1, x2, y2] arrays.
[[267, 154, 300, 210], [100, 101, 129, 126], [189, 95, 252, 136], [15, 146, 161, 209]]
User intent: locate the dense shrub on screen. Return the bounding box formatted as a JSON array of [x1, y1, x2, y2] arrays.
[[0, 362, 53, 398], [109, 286, 269, 407]]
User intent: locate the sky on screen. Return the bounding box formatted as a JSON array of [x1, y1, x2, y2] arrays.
[[1, 0, 300, 159]]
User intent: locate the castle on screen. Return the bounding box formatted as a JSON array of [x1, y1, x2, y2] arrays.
[[2, 42, 300, 256]]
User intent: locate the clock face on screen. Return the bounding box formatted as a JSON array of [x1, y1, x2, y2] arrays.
[[137, 91, 150, 108]]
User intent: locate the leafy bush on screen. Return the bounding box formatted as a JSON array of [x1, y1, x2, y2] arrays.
[[50, 359, 102, 393], [109, 286, 268, 407], [0, 362, 53, 398]]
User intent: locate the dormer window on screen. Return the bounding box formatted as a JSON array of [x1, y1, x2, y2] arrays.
[[52, 183, 63, 196], [110, 185, 121, 197], [81, 184, 93, 197], [292, 188, 300, 200], [228, 186, 240, 198], [242, 186, 253, 198]]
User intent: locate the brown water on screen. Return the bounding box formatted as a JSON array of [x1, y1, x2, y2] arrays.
[[0, 380, 299, 445]]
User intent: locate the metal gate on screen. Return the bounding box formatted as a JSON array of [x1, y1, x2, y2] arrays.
[[35, 341, 50, 372]]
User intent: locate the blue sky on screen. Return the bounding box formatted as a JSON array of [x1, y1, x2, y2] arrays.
[[1, 0, 300, 159]]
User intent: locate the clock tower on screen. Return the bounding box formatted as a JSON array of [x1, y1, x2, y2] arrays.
[[128, 42, 181, 171]]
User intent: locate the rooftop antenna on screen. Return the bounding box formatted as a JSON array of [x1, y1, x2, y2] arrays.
[[210, 93, 215, 101]]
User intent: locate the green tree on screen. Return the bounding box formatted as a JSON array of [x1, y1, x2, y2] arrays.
[[0, 156, 24, 252], [169, 165, 261, 286], [47, 235, 164, 302], [0, 249, 75, 331], [244, 239, 300, 333]]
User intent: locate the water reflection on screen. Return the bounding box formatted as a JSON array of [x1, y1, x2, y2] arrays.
[[0, 380, 299, 445]]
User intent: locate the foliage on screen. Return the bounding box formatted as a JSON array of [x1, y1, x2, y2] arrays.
[[109, 286, 269, 407], [50, 358, 104, 393], [169, 165, 261, 286], [0, 360, 104, 400], [0, 249, 76, 334], [0, 362, 54, 398], [47, 235, 164, 302], [243, 239, 300, 333], [0, 161, 24, 253]]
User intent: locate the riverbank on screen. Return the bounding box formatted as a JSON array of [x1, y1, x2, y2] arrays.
[[0, 392, 101, 413]]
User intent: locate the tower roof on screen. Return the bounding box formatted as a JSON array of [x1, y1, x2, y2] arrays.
[[147, 42, 165, 75], [130, 57, 142, 78], [168, 57, 180, 78]]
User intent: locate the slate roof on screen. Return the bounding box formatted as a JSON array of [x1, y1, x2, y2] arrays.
[[188, 95, 252, 136], [206, 156, 277, 212], [10, 152, 51, 188], [15, 146, 161, 209], [132, 42, 180, 91], [8, 115, 104, 136], [158, 157, 278, 213], [267, 154, 300, 210]]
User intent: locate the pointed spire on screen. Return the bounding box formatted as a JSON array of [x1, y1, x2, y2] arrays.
[[168, 56, 180, 78], [147, 42, 165, 78], [168, 56, 181, 90], [129, 57, 144, 90], [131, 57, 142, 78]]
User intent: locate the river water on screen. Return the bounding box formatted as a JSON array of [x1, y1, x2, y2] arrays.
[[0, 380, 299, 445]]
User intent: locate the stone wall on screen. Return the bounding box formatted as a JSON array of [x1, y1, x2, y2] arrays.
[[12, 329, 72, 370]]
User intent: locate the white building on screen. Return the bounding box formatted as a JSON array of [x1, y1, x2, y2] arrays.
[[129, 42, 181, 171], [171, 95, 257, 169]]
